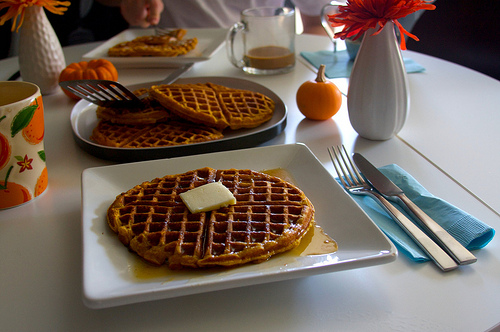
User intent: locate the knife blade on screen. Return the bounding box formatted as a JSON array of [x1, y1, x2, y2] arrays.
[[159, 62, 194, 85], [135, 62, 194, 100], [353, 153, 477, 265]]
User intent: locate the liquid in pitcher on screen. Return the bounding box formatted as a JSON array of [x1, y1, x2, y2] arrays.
[[244, 46, 295, 70]]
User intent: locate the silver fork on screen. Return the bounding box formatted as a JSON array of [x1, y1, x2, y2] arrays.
[[328, 145, 458, 272], [155, 27, 173, 36], [59, 62, 194, 108]]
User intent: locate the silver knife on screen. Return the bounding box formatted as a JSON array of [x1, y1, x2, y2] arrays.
[[353, 153, 477, 265], [159, 62, 194, 84], [136, 62, 194, 100]]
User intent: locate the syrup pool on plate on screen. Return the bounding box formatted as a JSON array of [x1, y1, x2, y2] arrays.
[[131, 168, 338, 280], [263, 168, 338, 256]]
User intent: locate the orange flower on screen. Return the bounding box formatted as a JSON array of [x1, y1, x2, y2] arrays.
[[0, 0, 70, 32], [328, 0, 435, 50]]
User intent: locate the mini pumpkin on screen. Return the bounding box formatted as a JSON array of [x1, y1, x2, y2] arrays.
[[59, 59, 118, 99], [296, 64, 342, 120]]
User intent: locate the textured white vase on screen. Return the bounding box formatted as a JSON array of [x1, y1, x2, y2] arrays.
[[347, 21, 409, 140], [18, 6, 66, 95]]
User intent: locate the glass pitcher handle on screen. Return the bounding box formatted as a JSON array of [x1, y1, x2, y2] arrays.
[[226, 22, 246, 69], [320, 1, 346, 52]]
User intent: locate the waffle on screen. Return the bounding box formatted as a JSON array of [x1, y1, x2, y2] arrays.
[[150, 83, 229, 129], [208, 83, 275, 130], [96, 88, 174, 125], [150, 83, 275, 130], [107, 167, 314, 269], [108, 29, 197, 57], [90, 121, 223, 148]]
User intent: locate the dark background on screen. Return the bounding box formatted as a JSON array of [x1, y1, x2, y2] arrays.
[[1, 1, 127, 59], [1, 0, 499, 80], [406, 0, 500, 80]]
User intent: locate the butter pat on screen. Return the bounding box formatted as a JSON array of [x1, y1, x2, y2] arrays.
[[180, 182, 236, 214]]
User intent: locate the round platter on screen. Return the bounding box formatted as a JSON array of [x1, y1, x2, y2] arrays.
[[70, 76, 287, 162]]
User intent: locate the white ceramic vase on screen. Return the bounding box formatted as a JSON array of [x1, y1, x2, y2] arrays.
[[347, 21, 409, 140], [18, 6, 66, 95]]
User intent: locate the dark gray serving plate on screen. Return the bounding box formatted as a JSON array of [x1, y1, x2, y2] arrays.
[[70, 77, 287, 162]]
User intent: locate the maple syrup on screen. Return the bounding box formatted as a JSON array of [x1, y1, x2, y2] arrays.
[[131, 168, 338, 279]]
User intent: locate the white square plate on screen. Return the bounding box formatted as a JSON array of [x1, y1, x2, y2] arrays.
[[82, 28, 227, 68], [82, 143, 396, 309]]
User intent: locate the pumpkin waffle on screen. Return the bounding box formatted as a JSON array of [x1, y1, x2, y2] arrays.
[[90, 121, 223, 148], [150, 83, 229, 129], [149, 83, 275, 130], [107, 167, 314, 269], [108, 29, 197, 57], [208, 83, 275, 130], [96, 88, 174, 125]]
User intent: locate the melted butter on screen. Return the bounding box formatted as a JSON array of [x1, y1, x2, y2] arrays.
[[131, 168, 338, 280]]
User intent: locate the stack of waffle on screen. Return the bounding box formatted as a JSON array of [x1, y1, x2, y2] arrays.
[[108, 29, 198, 57], [90, 82, 275, 149], [90, 88, 224, 148], [107, 167, 314, 269]]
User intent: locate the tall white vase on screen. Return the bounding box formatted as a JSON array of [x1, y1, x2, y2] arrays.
[[18, 6, 66, 95], [347, 21, 409, 140]]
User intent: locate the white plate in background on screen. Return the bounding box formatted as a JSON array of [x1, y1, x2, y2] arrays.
[[82, 28, 227, 68]]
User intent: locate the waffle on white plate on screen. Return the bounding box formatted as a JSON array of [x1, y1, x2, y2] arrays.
[[108, 29, 198, 57], [107, 167, 314, 269]]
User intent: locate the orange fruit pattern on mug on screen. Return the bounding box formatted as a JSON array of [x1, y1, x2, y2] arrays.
[[0, 181, 32, 209], [0, 132, 11, 170], [34, 167, 48, 197], [22, 96, 44, 145]]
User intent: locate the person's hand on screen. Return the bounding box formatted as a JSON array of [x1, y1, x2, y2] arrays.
[[120, 0, 164, 27]]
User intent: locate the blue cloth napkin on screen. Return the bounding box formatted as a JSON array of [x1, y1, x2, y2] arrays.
[[301, 50, 426, 79], [344, 164, 495, 262]]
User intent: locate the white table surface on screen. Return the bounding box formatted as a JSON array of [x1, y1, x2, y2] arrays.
[[1, 33, 499, 332]]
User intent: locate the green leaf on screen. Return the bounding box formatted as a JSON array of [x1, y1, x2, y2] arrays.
[[14, 155, 24, 161], [11, 104, 37, 138], [38, 150, 46, 162], [0, 166, 13, 190]]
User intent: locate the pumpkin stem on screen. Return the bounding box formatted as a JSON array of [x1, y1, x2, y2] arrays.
[[316, 64, 327, 83]]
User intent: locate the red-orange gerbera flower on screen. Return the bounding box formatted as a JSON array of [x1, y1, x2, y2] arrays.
[[328, 0, 435, 50], [0, 0, 70, 32]]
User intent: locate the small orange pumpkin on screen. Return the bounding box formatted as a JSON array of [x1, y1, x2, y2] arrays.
[[296, 64, 342, 120], [59, 59, 118, 99]]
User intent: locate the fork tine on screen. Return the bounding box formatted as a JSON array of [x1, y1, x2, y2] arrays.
[[75, 83, 114, 102], [328, 147, 348, 188], [59, 79, 145, 108], [336, 145, 357, 186], [155, 27, 174, 36], [340, 145, 366, 186], [84, 83, 112, 100], [105, 83, 137, 101], [328, 146, 354, 188], [329, 145, 368, 188]]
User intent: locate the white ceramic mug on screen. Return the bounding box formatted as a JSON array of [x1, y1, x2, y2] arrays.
[[0, 81, 48, 209], [227, 7, 296, 75]]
